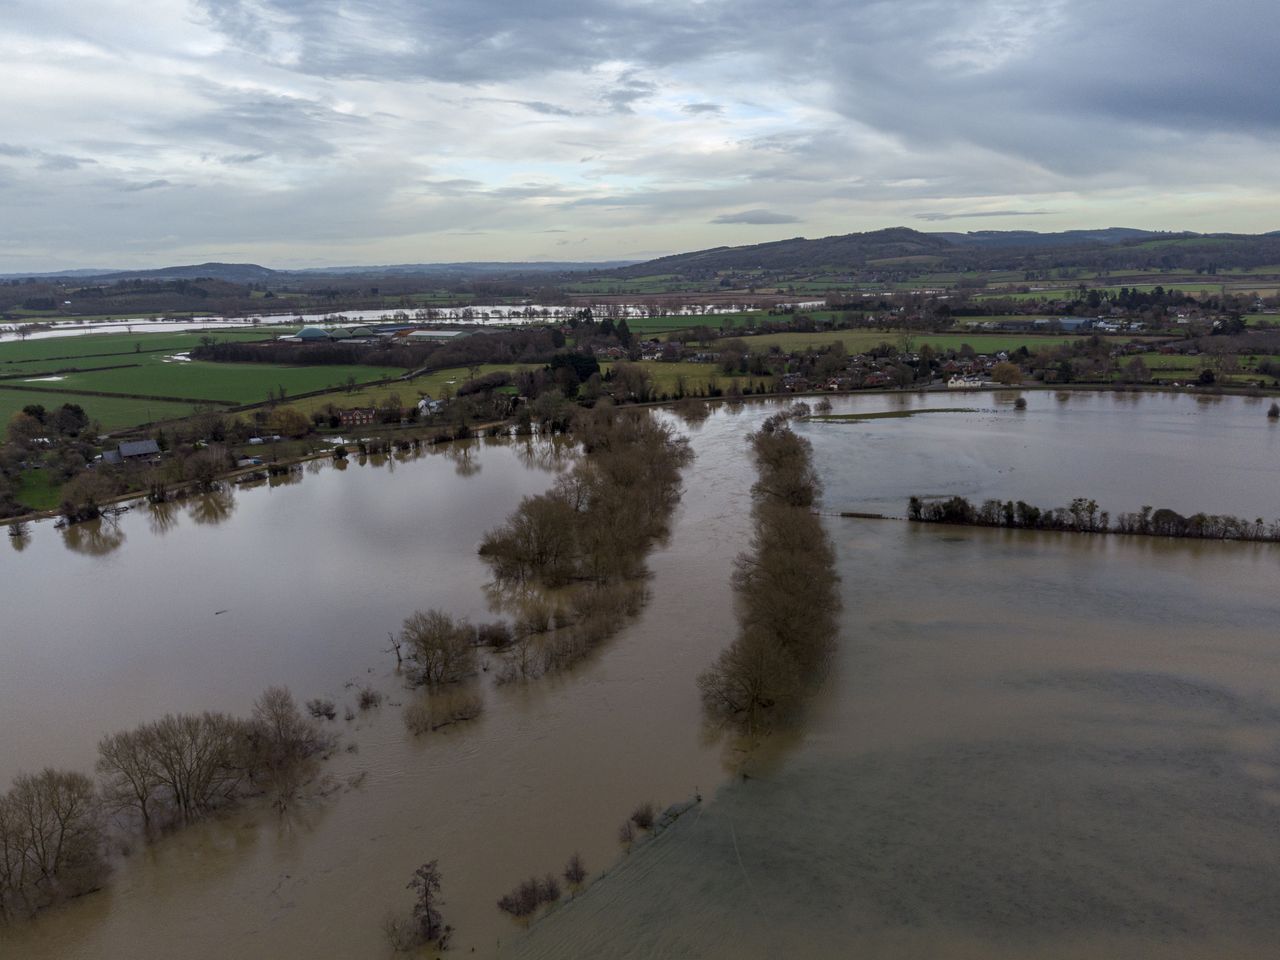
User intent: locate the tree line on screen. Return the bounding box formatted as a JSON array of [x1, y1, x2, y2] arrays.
[[0, 686, 332, 923], [908, 495, 1280, 542], [698, 410, 841, 729]]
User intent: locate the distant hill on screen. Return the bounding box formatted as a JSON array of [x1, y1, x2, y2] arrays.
[[612, 227, 955, 277], [1, 260, 636, 283], [605, 227, 1280, 277]]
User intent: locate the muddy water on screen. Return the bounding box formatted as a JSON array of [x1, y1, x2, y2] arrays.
[[509, 392, 1280, 959], [0, 430, 752, 958], [2, 390, 1279, 958]]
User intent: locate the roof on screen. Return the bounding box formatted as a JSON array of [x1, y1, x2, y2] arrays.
[[296, 326, 332, 340], [119, 439, 161, 458]]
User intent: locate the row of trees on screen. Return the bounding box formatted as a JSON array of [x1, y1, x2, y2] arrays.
[[908, 495, 1280, 542], [698, 411, 841, 729], [1, 686, 331, 923]]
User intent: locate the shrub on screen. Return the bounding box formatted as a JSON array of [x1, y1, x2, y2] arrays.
[[357, 687, 383, 710], [306, 698, 337, 721], [630, 802, 655, 831]]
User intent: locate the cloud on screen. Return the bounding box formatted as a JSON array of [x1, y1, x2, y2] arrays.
[[712, 209, 801, 225], [914, 209, 1049, 222], [601, 72, 657, 114], [3, 0, 1280, 269], [118, 179, 172, 192]]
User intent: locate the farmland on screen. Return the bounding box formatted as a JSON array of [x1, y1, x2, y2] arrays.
[[0, 390, 200, 431], [716, 330, 1106, 355], [0, 329, 293, 367], [0, 328, 405, 430]]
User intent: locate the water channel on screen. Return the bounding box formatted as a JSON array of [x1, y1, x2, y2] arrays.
[[2, 389, 1278, 957]]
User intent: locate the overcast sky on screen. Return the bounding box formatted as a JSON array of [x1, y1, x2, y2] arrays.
[[2, 0, 1277, 270]]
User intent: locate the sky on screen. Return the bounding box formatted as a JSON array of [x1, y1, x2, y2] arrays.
[[1, 0, 1278, 271]]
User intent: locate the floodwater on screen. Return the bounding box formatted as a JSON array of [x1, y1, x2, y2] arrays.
[[0, 299, 827, 343], [2, 389, 1279, 958], [511, 391, 1280, 959]]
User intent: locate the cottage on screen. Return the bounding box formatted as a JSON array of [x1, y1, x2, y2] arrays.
[[101, 438, 161, 465]]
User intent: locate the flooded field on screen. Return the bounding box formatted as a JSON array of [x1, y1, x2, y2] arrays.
[[3, 390, 1279, 957]]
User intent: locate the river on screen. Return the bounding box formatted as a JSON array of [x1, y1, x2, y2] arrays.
[[2, 389, 1278, 957]]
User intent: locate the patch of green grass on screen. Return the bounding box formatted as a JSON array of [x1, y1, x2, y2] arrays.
[[0, 390, 199, 430], [600, 360, 771, 395], [717, 330, 1096, 355], [14, 469, 62, 511], [42, 358, 407, 405], [288, 363, 534, 417], [0, 328, 288, 366]]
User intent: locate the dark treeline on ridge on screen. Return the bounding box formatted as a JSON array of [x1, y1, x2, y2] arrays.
[[698, 410, 841, 729], [909, 495, 1280, 542]]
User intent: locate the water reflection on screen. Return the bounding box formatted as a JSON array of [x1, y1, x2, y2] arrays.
[[61, 516, 125, 555], [146, 500, 181, 536], [7, 521, 31, 552], [445, 442, 481, 477], [515, 437, 574, 473], [187, 487, 236, 526]]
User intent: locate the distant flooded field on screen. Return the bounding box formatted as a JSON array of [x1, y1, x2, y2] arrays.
[[3, 390, 1278, 958]]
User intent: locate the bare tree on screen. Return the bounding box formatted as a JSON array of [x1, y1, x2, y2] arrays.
[[400, 610, 477, 686]]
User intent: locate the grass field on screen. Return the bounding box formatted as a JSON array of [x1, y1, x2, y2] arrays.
[[0, 328, 291, 366], [601, 361, 772, 395], [0, 390, 200, 430], [975, 283, 1225, 302], [286, 364, 534, 417], [717, 330, 1097, 355], [15, 469, 62, 511], [35, 357, 407, 405]]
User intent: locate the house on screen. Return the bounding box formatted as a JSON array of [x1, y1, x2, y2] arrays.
[[338, 408, 377, 427], [417, 397, 445, 416], [101, 438, 161, 465]]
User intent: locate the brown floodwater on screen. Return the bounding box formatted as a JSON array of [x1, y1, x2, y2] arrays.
[[2, 390, 1279, 958]]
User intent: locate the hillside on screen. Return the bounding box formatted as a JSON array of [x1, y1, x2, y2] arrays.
[[606, 228, 1280, 278]]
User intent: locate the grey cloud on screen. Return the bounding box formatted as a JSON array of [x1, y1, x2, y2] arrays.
[[150, 80, 364, 159], [712, 209, 800, 225], [682, 102, 722, 115], [915, 210, 1048, 222], [517, 101, 578, 117], [602, 73, 656, 114], [196, 0, 727, 83], [118, 179, 172, 192], [222, 152, 268, 165]]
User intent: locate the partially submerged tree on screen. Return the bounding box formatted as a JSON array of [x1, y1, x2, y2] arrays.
[[400, 609, 476, 686]]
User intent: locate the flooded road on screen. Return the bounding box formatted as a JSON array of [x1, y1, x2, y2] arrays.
[[3, 389, 1279, 958]]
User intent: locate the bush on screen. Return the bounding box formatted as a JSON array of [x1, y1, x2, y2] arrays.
[[306, 698, 337, 721], [630, 802, 655, 831], [357, 687, 383, 710], [563, 852, 588, 888]]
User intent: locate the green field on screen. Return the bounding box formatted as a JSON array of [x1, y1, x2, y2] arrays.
[[14, 469, 62, 511], [0, 390, 200, 430], [976, 283, 1226, 302], [601, 361, 771, 395], [0, 328, 292, 366], [717, 330, 1099, 355], [30, 357, 406, 405], [288, 364, 533, 417]]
